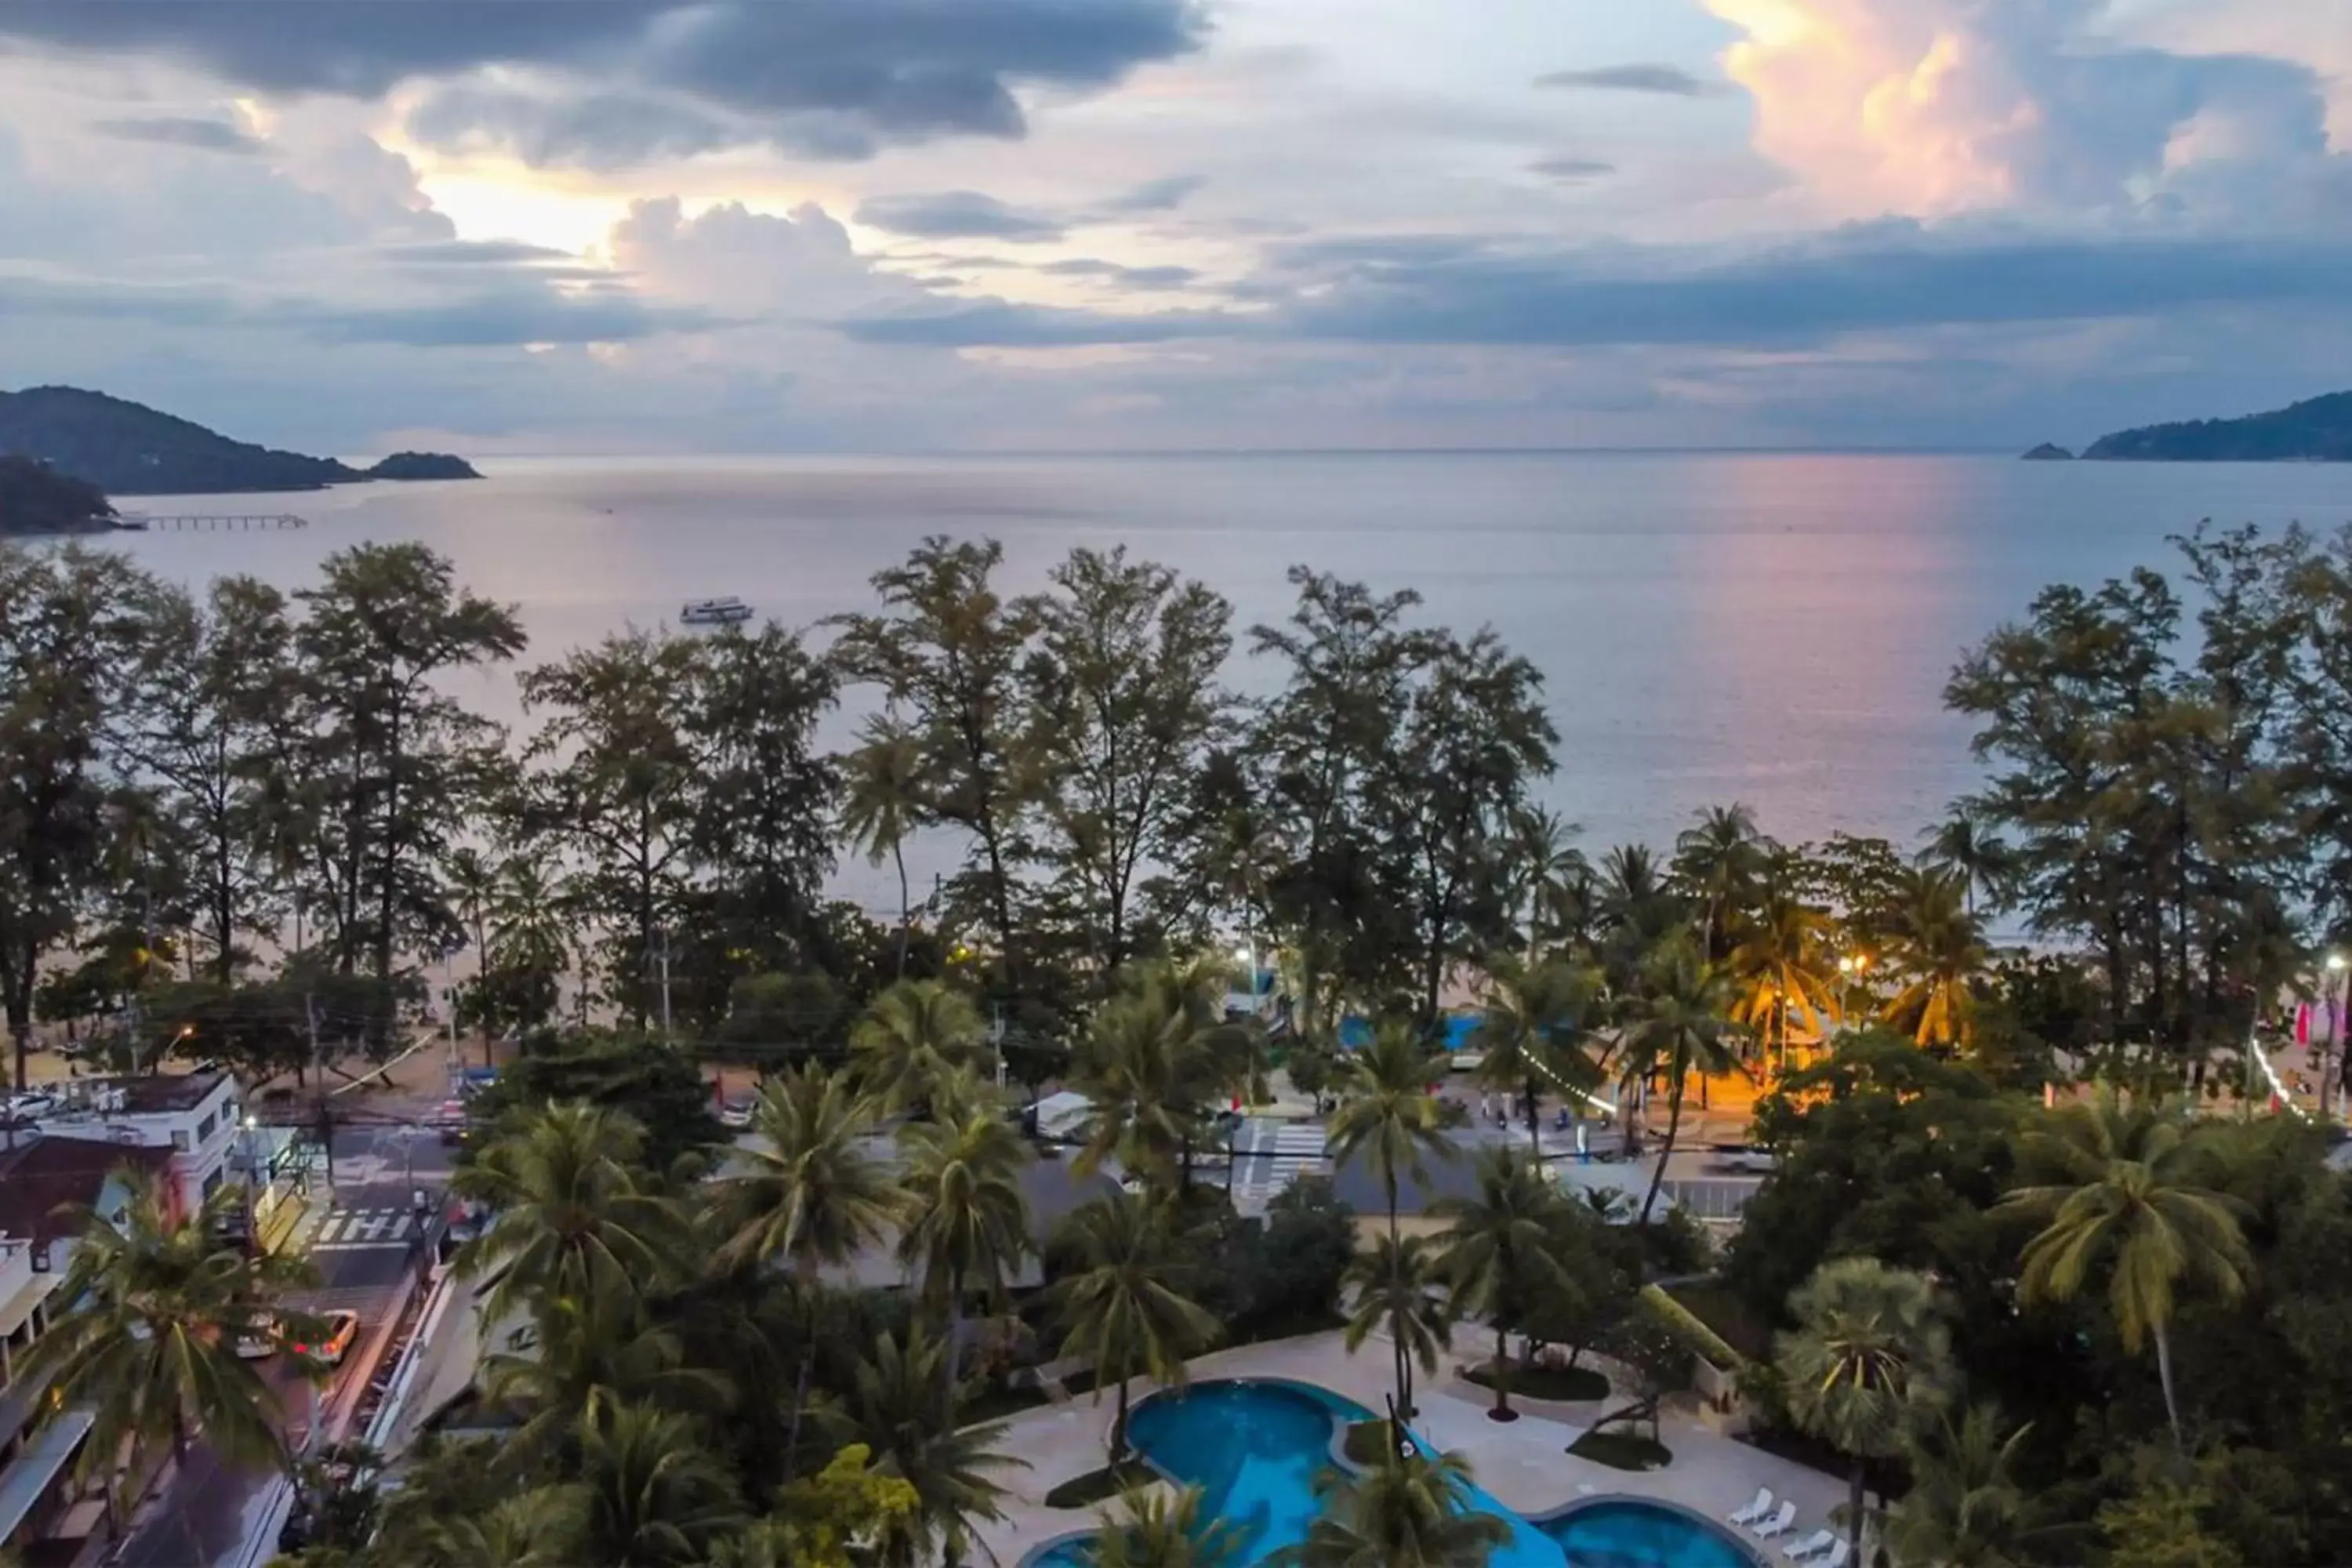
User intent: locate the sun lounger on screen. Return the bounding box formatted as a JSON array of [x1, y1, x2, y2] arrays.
[[1728, 1488, 1773, 1526], [1820, 1542, 1852, 1568], [1751, 1501, 1798, 1539], [1781, 1529, 1835, 1559]]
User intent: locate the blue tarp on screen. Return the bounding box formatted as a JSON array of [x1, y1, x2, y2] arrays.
[[1336, 1014, 1479, 1051]]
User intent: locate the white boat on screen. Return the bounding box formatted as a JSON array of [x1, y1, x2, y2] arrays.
[[681, 596, 753, 626]]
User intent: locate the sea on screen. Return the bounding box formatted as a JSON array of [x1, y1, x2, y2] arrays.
[[96, 451, 2352, 915]]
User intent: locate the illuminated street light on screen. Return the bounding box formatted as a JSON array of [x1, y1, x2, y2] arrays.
[[2329, 953, 2347, 974]]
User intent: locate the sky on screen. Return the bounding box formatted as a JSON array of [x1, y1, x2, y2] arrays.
[[0, 0, 2347, 454]]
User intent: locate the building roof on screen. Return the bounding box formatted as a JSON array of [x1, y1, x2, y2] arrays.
[[0, 1134, 175, 1250], [64, 1069, 232, 1115]]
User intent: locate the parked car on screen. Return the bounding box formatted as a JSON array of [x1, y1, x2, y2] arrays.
[[234, 1315, 278, 1359], [293, 1309, 361, 1368], [719, 1094, 757, 1130]]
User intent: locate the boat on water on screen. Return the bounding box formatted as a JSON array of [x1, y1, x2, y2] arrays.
[[680, 596, 754, 626]]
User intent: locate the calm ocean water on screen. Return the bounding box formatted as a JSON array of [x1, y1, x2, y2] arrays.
[[102, 452, 2352, 913]]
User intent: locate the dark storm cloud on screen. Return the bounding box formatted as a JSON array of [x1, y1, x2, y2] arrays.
[[90, 116, 263, 154], [1102, 173, 1206, 212], [833, 227, 2352, 349], [1040, 259, 1199, 288], [404, 87, 749, 169], [857, 191, 1067, 241], [1530, 156, 1616, 181], [0, 1, 1206, 155], [1534, 64, 1724, 97]]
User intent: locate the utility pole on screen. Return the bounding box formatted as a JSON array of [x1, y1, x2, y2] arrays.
[[659, 929, 673, 1040], [307, 991, 335, 1188]]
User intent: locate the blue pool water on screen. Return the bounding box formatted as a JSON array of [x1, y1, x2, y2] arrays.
[[1022, 1380, 1758, 1568], [1544, 1501, 1759, 1568]]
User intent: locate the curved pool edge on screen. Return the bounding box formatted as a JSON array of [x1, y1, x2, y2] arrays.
[[1016, 1529, 1097, 1567], [1527, 1493, 1768, 1568]]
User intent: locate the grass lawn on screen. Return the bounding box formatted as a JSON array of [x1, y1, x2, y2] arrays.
[[1663, 1277, 1775, 1363], [1462, 1359, 1610, 1403], [1570, 1429, 1674, 1471], [960, 1380, 1051, 1426], [1045, 1458, 1158, 1509], [1343, 1419, 1396, 1465]]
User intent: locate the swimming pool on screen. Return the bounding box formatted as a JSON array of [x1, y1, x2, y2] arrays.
[[1018, 1379, 1758, 1568], [1541, 1499, 1759, 1568]]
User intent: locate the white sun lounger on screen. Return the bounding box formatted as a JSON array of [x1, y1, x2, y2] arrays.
[[1728, 1488, 1773, 1526], [1751, 1501, 1798, 1539], [1781, 1528, 1836, 1559], [1819, 1542, 1853, 1568]]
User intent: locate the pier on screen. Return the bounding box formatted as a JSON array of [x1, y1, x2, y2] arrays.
[[117, 513, 310, 532]]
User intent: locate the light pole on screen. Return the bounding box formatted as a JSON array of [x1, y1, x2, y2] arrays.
[[2323, 953, 2347, 1119]]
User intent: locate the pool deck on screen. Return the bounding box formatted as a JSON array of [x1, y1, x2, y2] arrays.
[[972, 1328, 1848, 1565]]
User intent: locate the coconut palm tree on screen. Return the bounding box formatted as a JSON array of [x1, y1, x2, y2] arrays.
[[898, 1091, 1033, 1403], [1343, 1232, 1453, 1422], [20, 1172, 316, 1493], [1882, 1404, 2038, 1568], [1672, 804, 1766, 959], [418, 1489, 581, 1568], [1092, 1483, 1246, 1568], [1073, 960, 1253, 1194], [1613, 932, 1746, 1226], [478, 1290, 722, 1478], [488, 850, 573, 1033], [1728, 891, 1838, 1073], [1051, 1190, 1221, 1465], [1997, 1093, 2250, 1446], [715, 1063, 903, 1475], [1919, 807, 2016, 919], [1776, 1257, 1955, 1558], [1472, 954, 1603, 1160], [441, 844, 499, 1005], [1595, 844, 1682, 991], [841, 717, 928, 978], [1276, 1446, 1509, 1568], [452, 1102, 683, 1327], [1327, 1020, 1453, 1247], [1434, 1145, 1571, 1421], [827, 1326, 1022, 1567], [850, 979, 993, 1116], [568, 1393, 746, 1566], [1505, 804, 1588, 952], [1882, 867, 1991, 1053]]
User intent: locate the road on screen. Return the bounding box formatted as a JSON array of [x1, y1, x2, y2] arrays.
[[112, 1123, 456, 1568]]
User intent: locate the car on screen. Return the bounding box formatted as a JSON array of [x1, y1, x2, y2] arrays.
[[718, 1094, 757, 1130], [233, 1315, 278, 1359], [293, 1309, 361, 1367]]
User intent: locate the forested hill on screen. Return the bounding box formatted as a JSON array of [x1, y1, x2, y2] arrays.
[[2084, 390, 2352, 462], [0, 453, 118, 535], [0, 386, 478, 494]]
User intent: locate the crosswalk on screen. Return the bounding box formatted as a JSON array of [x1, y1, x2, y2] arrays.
[[304, 1206, 421, 1252], [1230, 1120, 1330, 1203]]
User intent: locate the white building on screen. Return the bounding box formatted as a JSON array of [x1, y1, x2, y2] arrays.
[[27, 1070, 244, 1218]]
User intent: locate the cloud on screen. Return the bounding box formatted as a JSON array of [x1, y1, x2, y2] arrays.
[[1102, 173, 1206, 212], [1039, 258, 1199, 289], [89, 116, 264, 154], [387, 240, 579, 266], [404, 86, 750, 169], [1534, 64, 1726, 96], [0, 0, 1207, 159], [1706, 0, 2343, 220], [1530, 156, 1617, 181], [856, 190, 1067, 241], [293, 291, 724, 347], [838, 299, 1227, 347]]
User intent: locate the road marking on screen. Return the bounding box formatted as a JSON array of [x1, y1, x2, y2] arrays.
[[307, 1206, 419, 1251]]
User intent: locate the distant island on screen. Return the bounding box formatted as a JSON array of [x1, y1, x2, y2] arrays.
[[0, 386, 480, 495], [2083, 390, 2352, 463], [0, 453, 125, 536], [2022, 443, 2074, 461]]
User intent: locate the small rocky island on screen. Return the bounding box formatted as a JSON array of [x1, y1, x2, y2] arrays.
[[2022, 442, 2074, 461], [2083, 390, 2351, 463], [0, 453, 124, 536], [0, 385, 479, 495]]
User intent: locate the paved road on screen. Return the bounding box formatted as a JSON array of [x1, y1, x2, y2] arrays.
[[113, 1124, 452, 1568]]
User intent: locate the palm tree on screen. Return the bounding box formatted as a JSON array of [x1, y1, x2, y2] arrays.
[[1505, 805, 1588, 951], [715, 1063, 903, 1475], [1613, 932, 1745, 1226], [569, 1393, 746, 1566], [1326, 1019, 1453, 1417], [1672, 804, 1765, 959], [20, 1172, 316, 1493], [441, 845, 500, 1026], [418, 1489, 580, 1568], [828, 1326, 1022, 1567], [850, 979, 991, 1116], [898, 1092, 1033, 1405], [1919, 807, 2016, 918], [488, 850, 572, 1033], [1595, 844, 1682, 990], [1882, 867, 1991, 1053], [478, 1290, 720, 1477], [1776, 1257, 1955, 1558], [1074, 962, 1253, 1194], [1882, 1405, 2038, 1568], [1434, 1145, 1570, 1421], [1276, 1446, 1509, 1568], [1051, 1190, 1221, 1465], [841, 717, 928, 978], [1092, 1483, 1246, 1568], [1727, 891, 1837, 1073], [1472, 955, 1602, 1160], [452, 1102, 683, 1326], [1343, 1232, 1453, 1422], [1997, 1093, 2250, 1446]]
